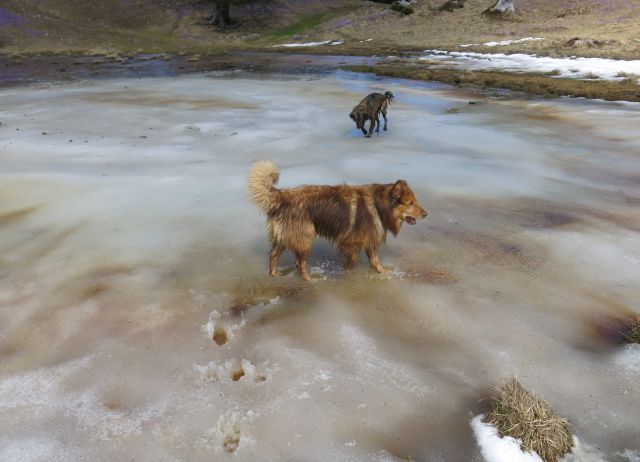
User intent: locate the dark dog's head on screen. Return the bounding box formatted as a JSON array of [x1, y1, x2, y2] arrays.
[[384, 91, 395, 103], [388, 180, 428, 233], [349, 108, 364, 129]]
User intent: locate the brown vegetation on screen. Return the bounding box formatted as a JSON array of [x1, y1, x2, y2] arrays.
[[624, 317, 640, 344], [486, 378, 574, 462]]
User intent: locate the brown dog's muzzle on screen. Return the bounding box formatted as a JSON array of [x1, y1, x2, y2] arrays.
[[405, 206, 428, 225]]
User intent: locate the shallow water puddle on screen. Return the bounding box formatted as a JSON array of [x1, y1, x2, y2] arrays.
[[0, 71, 639, 461]]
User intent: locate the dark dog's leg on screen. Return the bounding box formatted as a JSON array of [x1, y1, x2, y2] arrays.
[[375, 112, 381, 133], [269, 243, 285, 277], [360, 125, 367, 136], [366, 119, 375, 138], [381, 108, 388, 131], [366, 248, 387, 273]]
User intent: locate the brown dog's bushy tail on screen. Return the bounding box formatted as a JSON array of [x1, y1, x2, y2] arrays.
[[248, 160, 280, 213]]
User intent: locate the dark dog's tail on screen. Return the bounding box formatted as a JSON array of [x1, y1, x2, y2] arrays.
[[248, 160, 280, 213], [384, 91, 395, 104]]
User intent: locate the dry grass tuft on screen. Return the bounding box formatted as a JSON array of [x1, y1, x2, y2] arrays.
[[486, 378, 573, 462], [625, 317, 640, 344]]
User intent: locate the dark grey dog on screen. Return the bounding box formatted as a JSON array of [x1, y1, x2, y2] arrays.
[[350, 91, 394, 138]]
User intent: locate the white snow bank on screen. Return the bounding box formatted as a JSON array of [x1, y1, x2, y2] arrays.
[[471, 415, 544, 462], [485, 37, 545, 47], [461, 37, 545, 47], [471, 415, 610, 462], [275, 40, 343, 48], [420, 50, 640, 81]]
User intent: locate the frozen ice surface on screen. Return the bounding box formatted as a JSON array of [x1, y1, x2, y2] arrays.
[[0, 69, 639, 460]]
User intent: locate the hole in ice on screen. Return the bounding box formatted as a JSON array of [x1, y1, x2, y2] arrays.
[[213, 326, 228, 346], [232, 368, 245, 381], [223, 431, 240, 453]]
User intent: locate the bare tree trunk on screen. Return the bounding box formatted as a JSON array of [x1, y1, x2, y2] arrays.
[[483, 0, 515, 16], [210, 0, 231, 29]]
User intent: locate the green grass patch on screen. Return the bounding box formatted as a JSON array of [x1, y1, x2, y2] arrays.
[[391, 3, 414, 15], [266, 13, 333, 40]]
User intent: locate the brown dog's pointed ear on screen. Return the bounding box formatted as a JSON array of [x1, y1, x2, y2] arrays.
[[391, 180, 408, 199]]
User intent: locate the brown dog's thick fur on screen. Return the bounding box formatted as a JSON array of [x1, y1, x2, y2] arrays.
[[249, 160, 427, 281], [350, 91, 394, 138]]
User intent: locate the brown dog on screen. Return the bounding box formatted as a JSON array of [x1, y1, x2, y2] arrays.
[[248, 161, 428, 281]]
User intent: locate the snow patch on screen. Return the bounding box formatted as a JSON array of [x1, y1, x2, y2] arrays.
[[0, 437, 75, 462], [485, 37, 545, 47], [471, 415, 544, 462], [461, 37, 545, 47], [275, 40, 344, 48], [617, 449, 640, 462], [0, 356, 168, 440], [420, 50, 640, 81]]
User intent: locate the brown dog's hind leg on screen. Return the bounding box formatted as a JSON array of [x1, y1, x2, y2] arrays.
[[366, 248, 387, 273], [269, 243, 285, 277], [291, 226, 314, 281], [340, 245, 360, 270]]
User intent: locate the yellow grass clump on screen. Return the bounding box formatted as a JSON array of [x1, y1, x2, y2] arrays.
[[486, 378, 574, 462], [625, 317, 640, 344]]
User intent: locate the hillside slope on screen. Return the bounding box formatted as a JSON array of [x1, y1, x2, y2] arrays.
[[1, 0, 639, 58]]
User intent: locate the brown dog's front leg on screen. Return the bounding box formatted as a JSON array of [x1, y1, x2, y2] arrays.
[[366, 248, 387, 273], [295, 252, 311, 281]]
